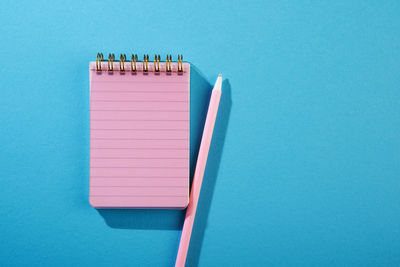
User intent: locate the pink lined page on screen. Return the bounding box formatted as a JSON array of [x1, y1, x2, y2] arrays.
[[89, 61, 190, 208]]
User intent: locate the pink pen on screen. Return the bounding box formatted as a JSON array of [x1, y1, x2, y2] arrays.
[[175, 74, 223, 267]]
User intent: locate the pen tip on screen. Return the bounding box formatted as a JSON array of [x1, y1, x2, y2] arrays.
[[214, 74, 222, 91]]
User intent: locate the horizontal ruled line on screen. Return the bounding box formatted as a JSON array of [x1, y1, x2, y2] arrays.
[[91, 138, 188, 140], [91, 147, 188, 150], [91, 157, 188, 159], [90, 166, 189, 169], [92, 90, 187, 93], [91, 128, 188, 131], [91, 176, 187, 179], [90, 195, 188, 197], [91, 100, 187, 103], [90, 110, 189, 112], [91, 185, 187, 188], [91, 119, 189, 122], [91, 81, 187, 84]]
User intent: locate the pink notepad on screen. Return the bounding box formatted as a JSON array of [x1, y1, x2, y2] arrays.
[[89, 60, 190, 208]]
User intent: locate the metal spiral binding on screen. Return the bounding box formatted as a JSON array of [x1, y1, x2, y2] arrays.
[[119, 54, 126, 72], [95, 53, 184, 73], [96, 53, 104, 71], [131, 54, 138, 72], [178, 55, 183, 72], [154, 55, 160, 72], [143, 54, 149, 72], [108, 53, 115, 72], [166, 55, 172, 72]]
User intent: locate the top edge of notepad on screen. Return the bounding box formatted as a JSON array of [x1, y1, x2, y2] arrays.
[[89, 62, 190, 73]]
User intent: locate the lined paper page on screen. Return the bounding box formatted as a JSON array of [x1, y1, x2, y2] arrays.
[[89, 62, 190, 208]]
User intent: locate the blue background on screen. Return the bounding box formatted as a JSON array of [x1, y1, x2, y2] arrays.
[[1, 1, 399, 266]]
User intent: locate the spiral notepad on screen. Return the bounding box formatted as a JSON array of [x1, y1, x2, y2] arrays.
[[89, 53, 190, 208]]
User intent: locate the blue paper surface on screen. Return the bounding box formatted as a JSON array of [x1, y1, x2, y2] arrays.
[[0, 1, 399, 266]]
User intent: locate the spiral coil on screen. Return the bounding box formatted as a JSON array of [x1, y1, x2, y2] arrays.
[[95, 53, 184, 73], [166, 55, 172, 72], [143, 54, 149, 72], [178, 55, 183, 72], [119, 54, 126, 72], [108, 53, 115, 72], [96, 53, 104, 71], [131, 54, 138, 72], [154, 55, 160, 72]]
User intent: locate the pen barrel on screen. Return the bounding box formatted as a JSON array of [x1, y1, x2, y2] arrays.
[[175, 88, 222, 267]]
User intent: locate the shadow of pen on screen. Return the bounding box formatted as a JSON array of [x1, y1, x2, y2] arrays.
[[185, 78, 232, 267]]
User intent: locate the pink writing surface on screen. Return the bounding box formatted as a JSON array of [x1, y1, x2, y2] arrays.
[[89, 62, 190, 208]]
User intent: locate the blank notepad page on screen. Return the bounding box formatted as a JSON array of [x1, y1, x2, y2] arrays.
[[89, 62, 190, 208]]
